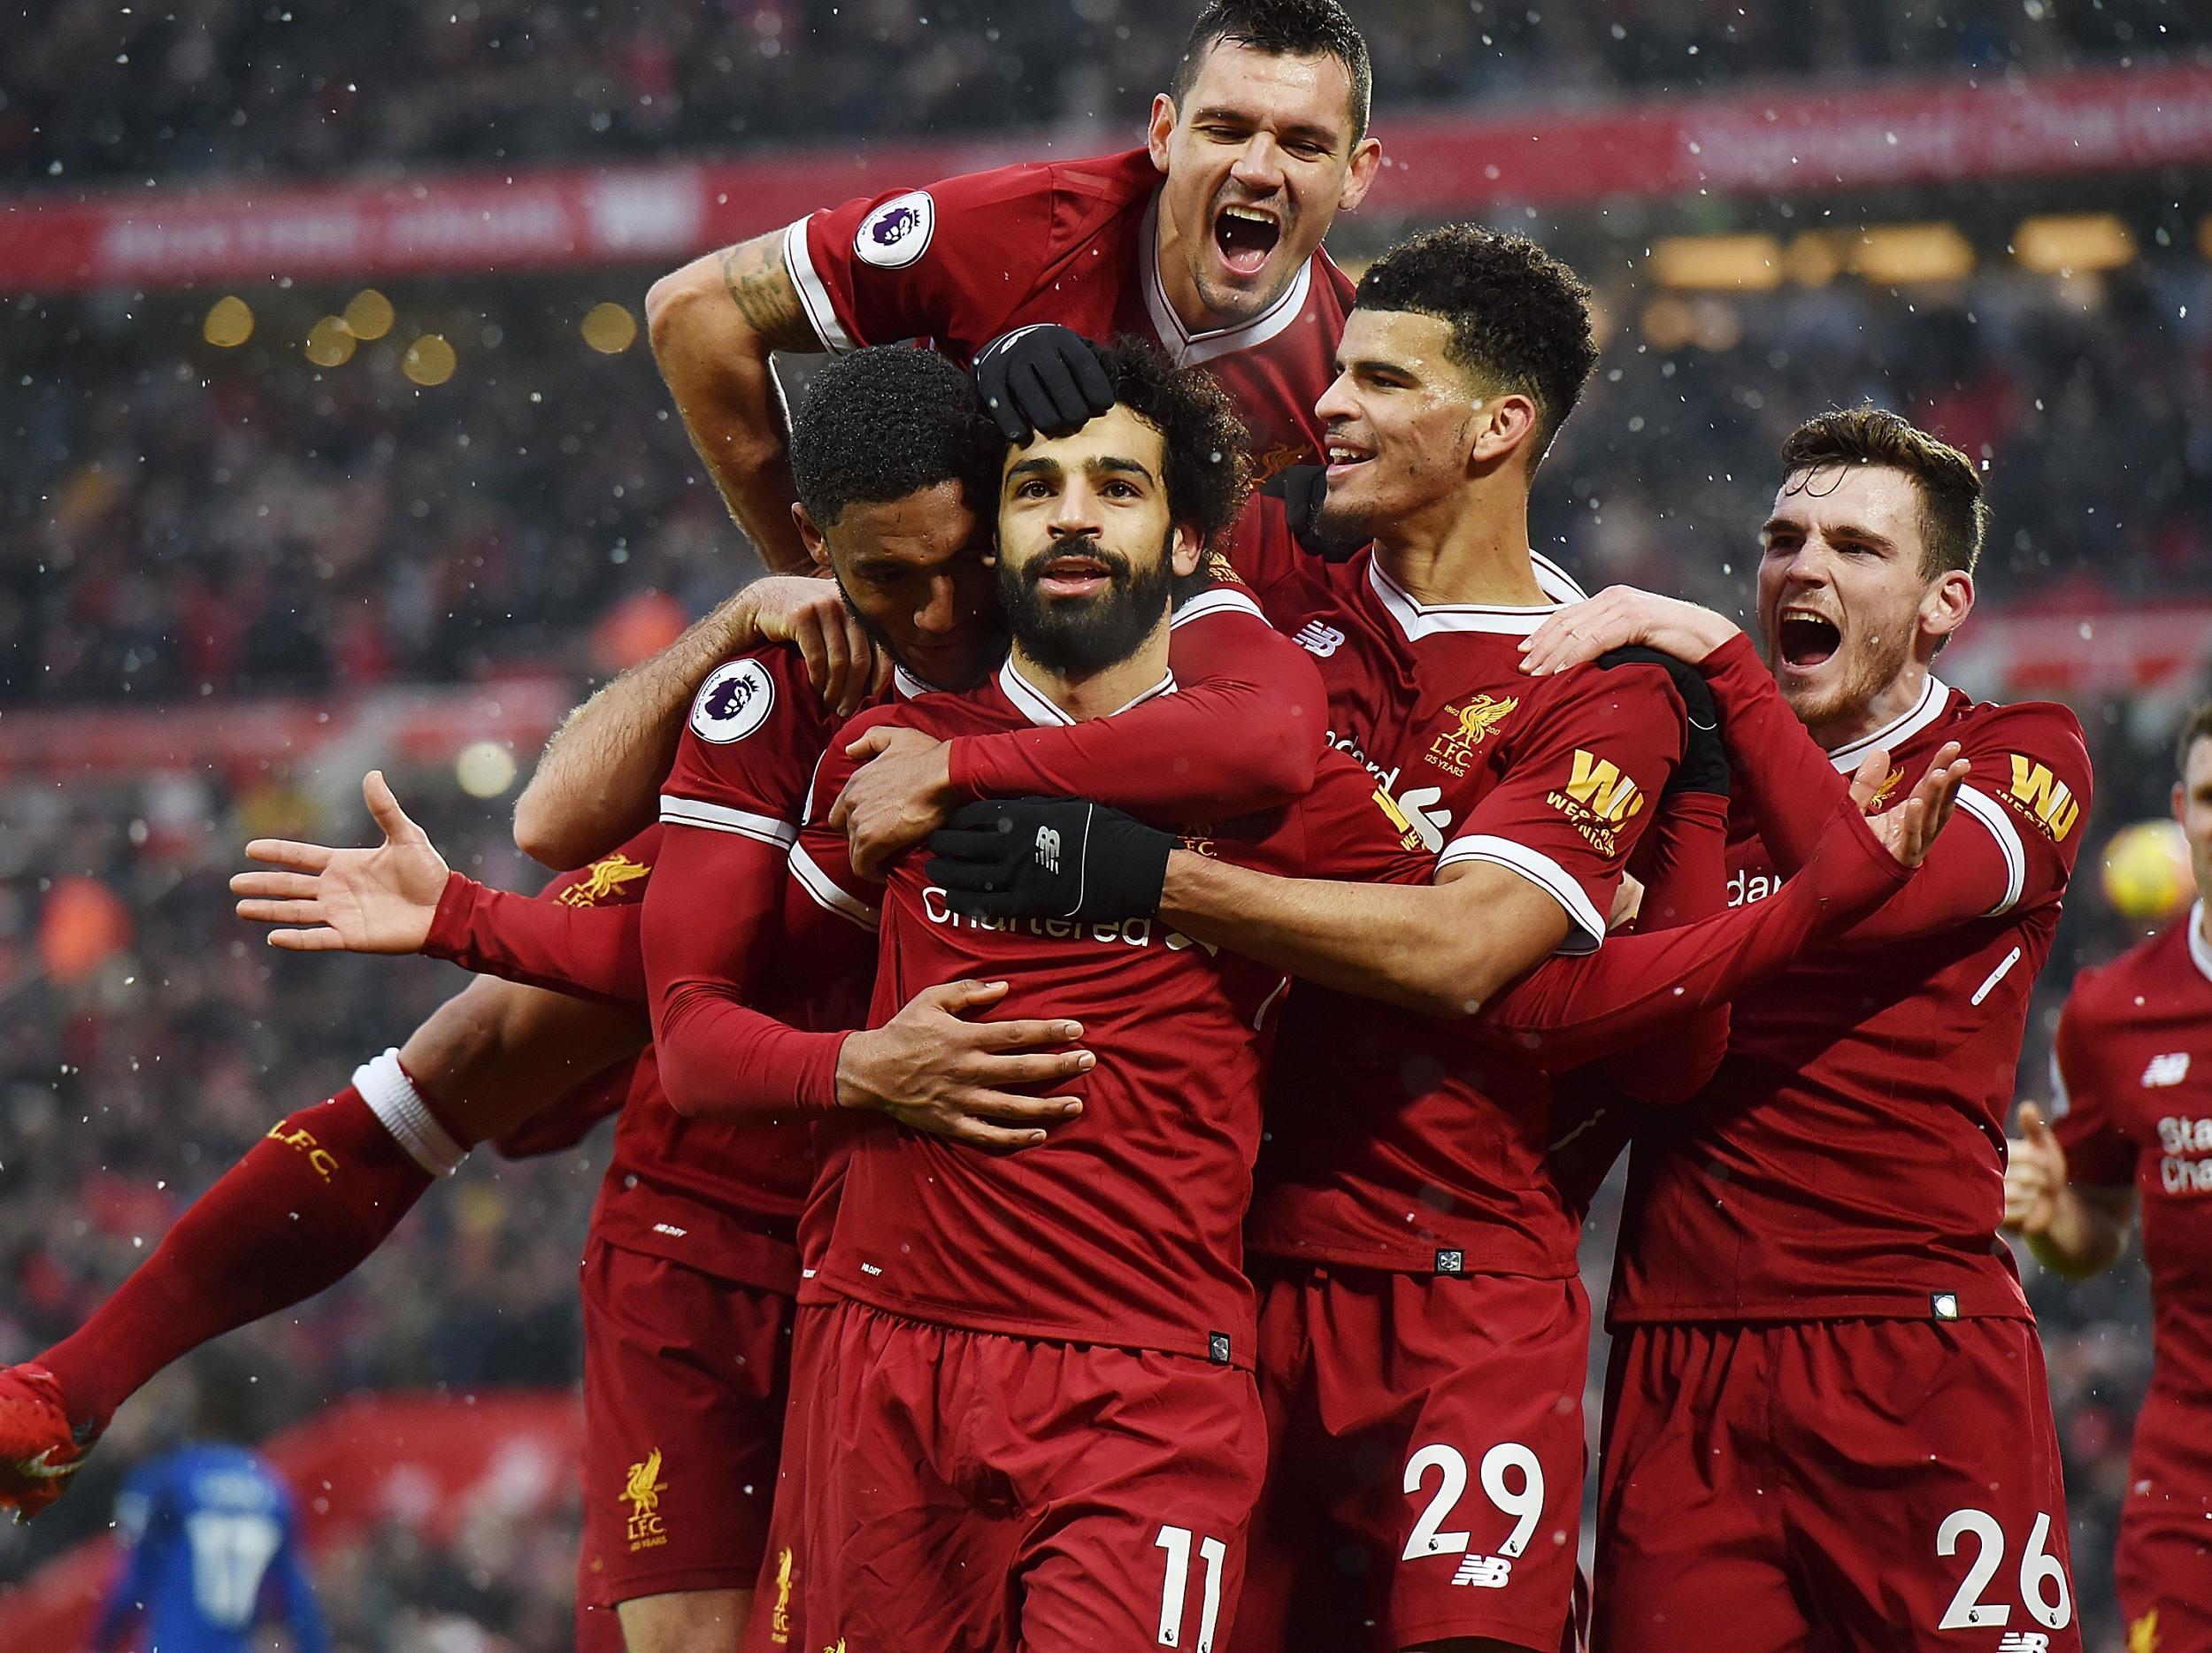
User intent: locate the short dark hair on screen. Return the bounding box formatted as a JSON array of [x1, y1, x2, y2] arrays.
[[2180, 703, 2212, 774], [1354, 225, 1599, 460], [1086, 336, 1252, 544], [1778, 405, 1988, 578], [1170, 0, 1372, 143], [790, 346, 1001, 528]]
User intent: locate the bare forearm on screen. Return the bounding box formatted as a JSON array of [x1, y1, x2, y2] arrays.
[[647, 237, 819, 574], [1159, 855, 1548, 1018], [2025, 1189, 2129, 1279], [514, 587, 763, 867]]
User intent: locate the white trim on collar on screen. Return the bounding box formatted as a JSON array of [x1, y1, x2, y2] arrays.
[[1364, 556, 1569, 642], [998, 657, 1177, 727], [1140, 192, 1315, 369], [2190, 901, 2212, 987], [1825, 674, 1951, 771], [891, 666, 929, 700]]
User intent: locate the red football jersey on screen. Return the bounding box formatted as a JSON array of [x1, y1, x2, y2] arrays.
[[2053, 907, 2212, 1419], [787, 657, 1428, 1367], [1225, 507, 1689, 1277], [786, 148, 1352, 476], [1609, 677, 2093, 1323]]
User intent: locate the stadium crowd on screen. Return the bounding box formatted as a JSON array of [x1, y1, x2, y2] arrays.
[[4, 0, 2200, 186], [6, 254, 2209, 710]]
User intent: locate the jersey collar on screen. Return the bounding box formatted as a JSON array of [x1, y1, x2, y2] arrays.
[[1824, 673, 1953, 772], [998, 657, 1177, 727], [1140, 190, 1314, 369], [892, 666, 929, 699], [1363, 554, 1583, 642], [2190, 901, 2212, 986]]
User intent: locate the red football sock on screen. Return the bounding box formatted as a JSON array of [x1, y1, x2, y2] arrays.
[[39, 1053, 471, 1430]]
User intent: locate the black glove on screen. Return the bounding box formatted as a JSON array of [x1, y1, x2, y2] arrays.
[[972, 325, 1117, 444], [1595, 645, 1728, 798], [1258, 464, 1363, 562], [926, 797, 1173, 922]]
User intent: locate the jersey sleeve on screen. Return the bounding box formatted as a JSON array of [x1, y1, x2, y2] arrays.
[[1282, 748, 1438, 884], [659, 645, 828, 849], [785, 708, 894, 935], [424, 828, 660, 1003], [1437, 660, 1686, 953], [1950, 700, 2093, 917], [783, 159, 1061, 355], [2049, 976, 2139, 1189], [942, 586, 1325, 821]]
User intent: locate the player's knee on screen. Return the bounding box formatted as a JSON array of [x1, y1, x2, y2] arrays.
[[614, 1587, 751, 1653]]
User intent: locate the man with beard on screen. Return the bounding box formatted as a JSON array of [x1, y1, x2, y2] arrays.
[[220, 341, 1346, 1653], [1513, 407, 2094, 1651], [628, 0, 1377, 587], [766, 340, 1438, 1651]]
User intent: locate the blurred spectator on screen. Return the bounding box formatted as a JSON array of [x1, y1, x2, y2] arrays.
[[4, 0, 2205, 187]]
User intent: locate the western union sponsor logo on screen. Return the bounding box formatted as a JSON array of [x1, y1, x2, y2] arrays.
[[2008, 755, 2079, 842], [1563, 750, 1645, 826]]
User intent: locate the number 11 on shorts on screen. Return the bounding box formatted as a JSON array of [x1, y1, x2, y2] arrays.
[[1155, 1524, 1227, 1651]]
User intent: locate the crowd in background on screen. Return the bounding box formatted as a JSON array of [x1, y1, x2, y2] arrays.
[[5, 4, 2212, 1646], [5, 0, 2202, 186], [6, 253, 2209, 710]]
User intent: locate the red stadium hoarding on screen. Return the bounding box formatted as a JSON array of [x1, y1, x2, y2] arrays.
[[2, 63, 2208, 293]]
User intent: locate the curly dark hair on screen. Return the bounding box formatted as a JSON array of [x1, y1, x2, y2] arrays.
[[1170, 0, 1371, 142], [1356, 225, 1599, 460], [789, 345, 1002, 527], [1086, 336, 1254, 544], [1779, 404, 1988, 578]]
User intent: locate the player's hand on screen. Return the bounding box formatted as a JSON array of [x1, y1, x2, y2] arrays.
[[831, 726, 956, 879], [1849, 742, 1968, 868], [1257, 465, 1363, 562], [741, 574, 884, 718], [926, 797, 1173, 922], [1608, 873, 1646, 933], [231, 772, 449, 953], [972, 324, 1117, 443], [836, 980, 1092, 1149], [1518, 587, 1740, 678], [2003, 1102, 2070, 1236]]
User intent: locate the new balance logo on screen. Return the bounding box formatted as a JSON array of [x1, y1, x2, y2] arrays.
[[2144, 1052, 2193, 1088], [1293, 620, 1346, 657], [1450, 1555, 1512, 1588], [1996, 1634, 2051, 1652], [1033, 826, 1062, 873]]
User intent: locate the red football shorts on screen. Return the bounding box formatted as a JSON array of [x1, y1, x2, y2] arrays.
[[2115, 1396, 2212, 1653], [1239, 1261, 1589, 1652], [578, 1237, 795, 1613], [740, 1300, 835, 1653], [790, 1297, 1265, 1652], [1594, 1318, 2081, 1653]]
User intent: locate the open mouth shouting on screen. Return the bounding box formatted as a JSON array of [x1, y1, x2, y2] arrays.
[[1212, 199, 1285, 281], [1776, 605, 1844, 670]]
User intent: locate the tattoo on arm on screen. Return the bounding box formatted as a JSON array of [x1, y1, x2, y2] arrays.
[[718, 235, 816, 351]]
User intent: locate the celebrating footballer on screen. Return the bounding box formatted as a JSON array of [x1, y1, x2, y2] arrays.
[[17, 2, 2194, 1651]]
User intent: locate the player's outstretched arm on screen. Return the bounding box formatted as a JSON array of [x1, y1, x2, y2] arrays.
[[645, 231, 823, 574], [513, 574, 877, 868], [832, 601, 1326, 876], [234, 772, 448, 953], [2003, 1101, 2133, 1278]]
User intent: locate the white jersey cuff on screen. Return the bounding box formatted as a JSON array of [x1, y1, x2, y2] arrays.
[[1952, 784, 2027, 916], [1435, 834, 1607, 955], [782, 217, 854, 353]]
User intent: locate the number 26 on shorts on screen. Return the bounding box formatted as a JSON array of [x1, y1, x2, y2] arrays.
[[1936, 1508, 2072, 1634]]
